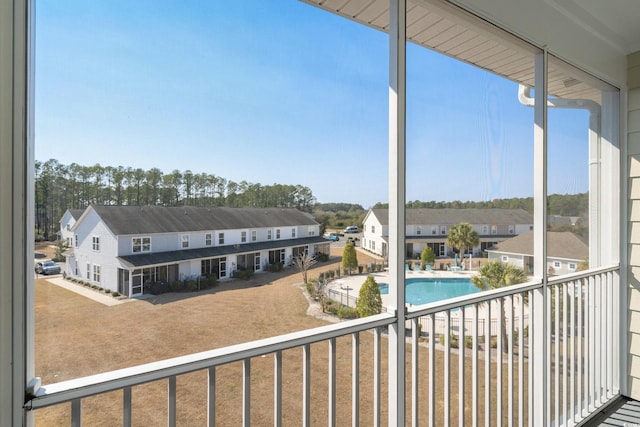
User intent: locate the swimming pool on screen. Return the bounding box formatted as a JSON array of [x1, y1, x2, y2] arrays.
[[377, 277, 479, 305]]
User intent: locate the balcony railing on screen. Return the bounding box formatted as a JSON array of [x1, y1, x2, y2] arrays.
[[26, 265, 620, 426]]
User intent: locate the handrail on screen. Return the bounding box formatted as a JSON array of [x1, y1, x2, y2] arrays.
[[27, 313, 395, 410], [27, 264, 620, 412], [406, 264, 619, 319]]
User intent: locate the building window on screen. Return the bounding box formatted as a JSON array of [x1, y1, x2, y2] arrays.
[[93, 265, 101, 283], [92, 236, 100, 252], [276, 229, 280, 239], [218, 233, 225, 245], [308, 227, 315, 236], [508, 225, 515, 234], [569, 263, 577, 270], [432, 226, 437, 235], [132, 237, 151, 253], [416, 226, 421, 235], [251, 230, 257, 241], [66, 224, 71, 231], [553, 261, 561, 268], [181, 235, 189, 248], [491, 225, 498, 235], [205, 233, 212, 246], [75, 234, 78, 248], [220, 257, 227, 278], [86, 263, 91, 280], [482, 225, 489, 234], [501, 255, 509, 262], [291, 228, 296, 238], [372, 241, 376, 251], [440, 225, 446, 235], [372, 225, 375, 233], [267, 229, 272, 240], [241, 231, 247, 243]]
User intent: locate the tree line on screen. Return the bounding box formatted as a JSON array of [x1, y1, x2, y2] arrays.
[[35, 159, 316, 240], [372, 193, 589, 217]]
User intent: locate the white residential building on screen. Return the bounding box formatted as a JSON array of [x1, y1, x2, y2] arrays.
[[65, 205, 327, 297], [362, 208, 533, 259], [487, 231, 589, 275], [57, 208, 85, 248]]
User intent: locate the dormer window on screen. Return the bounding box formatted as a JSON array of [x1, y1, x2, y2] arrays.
[[181, 234, 189, 248]]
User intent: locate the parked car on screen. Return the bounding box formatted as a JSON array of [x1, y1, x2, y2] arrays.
[[35, 260, 61, 275], [323, 232, 339, 241], [343, 225, 359, 233]]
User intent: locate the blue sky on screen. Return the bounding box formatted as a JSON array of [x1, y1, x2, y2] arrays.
[[35, 0, 590, 208]]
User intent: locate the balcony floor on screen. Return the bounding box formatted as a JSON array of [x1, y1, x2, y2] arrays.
[[581, 397, 640, 426]]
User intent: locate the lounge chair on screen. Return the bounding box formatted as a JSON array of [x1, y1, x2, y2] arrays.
[[425, 264, 434, 272]]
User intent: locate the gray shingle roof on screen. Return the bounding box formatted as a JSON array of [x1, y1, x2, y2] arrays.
[[369, 208, 533, 226], [69, 209, 86, 220], [490, 231, 588, 260], [89, 205, 318, 235]]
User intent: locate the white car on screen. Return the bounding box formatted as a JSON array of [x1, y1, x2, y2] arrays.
[[343, 226, 359, 233]]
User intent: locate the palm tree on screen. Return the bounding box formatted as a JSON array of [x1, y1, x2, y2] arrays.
[[446, 222, 479, 267], [471, 261, 527, 352]]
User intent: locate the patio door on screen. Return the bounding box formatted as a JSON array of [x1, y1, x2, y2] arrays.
[[254, 254, 261, 271], [131, 272, 143, 296]]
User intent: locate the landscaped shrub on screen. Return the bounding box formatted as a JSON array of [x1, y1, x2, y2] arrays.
[[185, 279, 197, 291], [335, 268, 341, 278], [337, 306, 359, 319], [105, 289, 111, 294], [318, 272, 325, 282], [269, 262, 283, 272], [439, 333, 460, 349], [325, 303, 339, 315], [236, 269, 254, 280], [328, 270, 335, 279], [170, 280, 183, 292], [317, 253, 329, 262], [112, 292, 120, 297], [205, 275, 217, 288], [357, 265, 364, 274]]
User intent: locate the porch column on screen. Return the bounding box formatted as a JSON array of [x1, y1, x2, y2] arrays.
[[532, 49, 549, 425], [387, 0, 406, 424], [0, 0, 34, 425]]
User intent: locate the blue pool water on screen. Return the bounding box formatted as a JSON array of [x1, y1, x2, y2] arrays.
[[377, 278, 479, 305]]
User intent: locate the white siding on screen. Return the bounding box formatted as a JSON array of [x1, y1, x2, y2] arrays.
[[627, 51, 640, 400], [72, 209, 119, 291]]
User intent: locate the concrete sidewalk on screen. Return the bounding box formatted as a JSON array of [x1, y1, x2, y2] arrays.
[[45, 277, 129, 306]]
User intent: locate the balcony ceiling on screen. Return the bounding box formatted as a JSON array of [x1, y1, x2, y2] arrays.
[[303, 0, 640, 102]]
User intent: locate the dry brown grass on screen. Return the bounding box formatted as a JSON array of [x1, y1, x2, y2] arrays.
[[34, 247, 525, 426]]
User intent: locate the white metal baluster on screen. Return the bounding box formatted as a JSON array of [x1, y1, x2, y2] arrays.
[[123, 386, 132, 427], [303, 344, 311, 427], [208, 367, 215, 427], [570, 281, 575, 425], [485, 301, 491, 427], [555, 285, 560, 426], [588, 274, 595, 413], [71, 398, 81, 427], [528, 290, 533, 427], [473, 303, 479, 427], [577, 279, 583, 421], [497, 298, 503, 427], [606, 271, 612, 398], [459, 307, 465, 427], [562, 283, 568, 426], [613, 270, 620, 395], [168, 376, 176, 427], [547, 284, 552, 427], [274, 351, 282, 427], [508, 295, 513, 427], [329, 337, 336, 427], [411, 319, 418, 427], [444, 310, 450, 426], [595, 274, 602, 408], [429, 314, 435, 427], [374, 328, 381, 427], [518, 294, 524, 427], [243, 359, 250, 426], [352, 332, 360, 427]]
